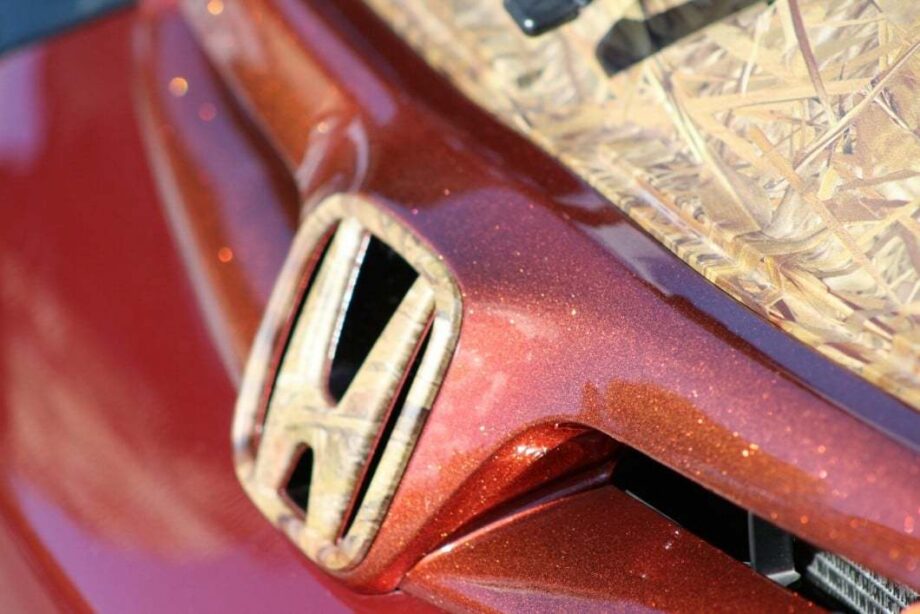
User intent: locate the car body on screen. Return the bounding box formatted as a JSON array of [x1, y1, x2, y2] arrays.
[[0, 0, 919, 612]]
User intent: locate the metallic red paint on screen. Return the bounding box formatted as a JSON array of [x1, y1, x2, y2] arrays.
[[134, 0, 299, 380], [405, 487, 813, 612], [0, 11, 435, 613], [1, 0, 919, 611], [166, 0, 920, 593]]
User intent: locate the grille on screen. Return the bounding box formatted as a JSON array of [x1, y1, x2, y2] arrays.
[[612, 449, 918, 614], [805, 551, 919, 614]]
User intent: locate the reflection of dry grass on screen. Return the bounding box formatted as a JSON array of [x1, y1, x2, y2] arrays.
[[367, 0, 920, 408]]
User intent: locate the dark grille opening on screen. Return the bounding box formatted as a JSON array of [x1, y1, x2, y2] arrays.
[[798, 549, 919, 614], [612, 449, 750, 562], [611, 449, 917, 614], [328, 236, 418, 401], [338, 327, 431, 539], [284, 447, 314, 513]]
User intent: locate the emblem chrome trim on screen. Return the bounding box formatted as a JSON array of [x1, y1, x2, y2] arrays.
[[233, 194, 461, 570]]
